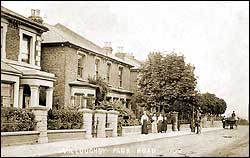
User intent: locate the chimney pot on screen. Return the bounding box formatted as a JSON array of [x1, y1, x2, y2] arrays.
[[118, 46, 123, 53], [29, 9, 43, 24], [103, 42, 113, 55], [31, 9, 35, 16], [36, 9, 40, 16]]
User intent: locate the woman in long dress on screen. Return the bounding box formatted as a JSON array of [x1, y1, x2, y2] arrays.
[[162, 116, 168, 133], [141, 111, 149, 134], [152, 114, 158, 133], [157, 114, 163, 133]]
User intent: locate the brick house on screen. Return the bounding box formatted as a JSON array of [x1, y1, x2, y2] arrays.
[[115, 51, 143, 93], [1, 6, 56, 109], [41, 23, 135, 109]]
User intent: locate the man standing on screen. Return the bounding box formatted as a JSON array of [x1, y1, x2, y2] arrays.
[[222, 116, 226, 128]]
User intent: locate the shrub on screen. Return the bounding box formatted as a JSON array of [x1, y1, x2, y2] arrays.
[[1, 107, 36, 132], [238, 118, 249, 125], [100, 100, 140, 126], [47, 108, 83, 130]]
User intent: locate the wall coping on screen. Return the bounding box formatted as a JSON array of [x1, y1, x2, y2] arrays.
[[105, 128, 113, 131], [27, 106, 49, 111], [78, 108, 94, 113], [122, 126, 141, 129], [1, 131, 39, 136], [95, 109, 108, 114], [47, 129, 86, 134]]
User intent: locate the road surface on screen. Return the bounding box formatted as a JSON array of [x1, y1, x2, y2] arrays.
[[53, 126, 249, 157]]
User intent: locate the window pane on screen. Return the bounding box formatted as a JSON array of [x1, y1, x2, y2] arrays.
[[22, 35, 31, 63], [1, 83, 14, 107]]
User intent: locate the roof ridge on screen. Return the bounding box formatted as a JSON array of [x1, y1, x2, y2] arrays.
[[45, 23, 68, 42], [54, 23, 105, 52]]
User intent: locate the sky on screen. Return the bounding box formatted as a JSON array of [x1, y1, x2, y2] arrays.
[[2, 1, 249, 119]]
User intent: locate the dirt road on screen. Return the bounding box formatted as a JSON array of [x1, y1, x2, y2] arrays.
[[55, 125, 249, 157]]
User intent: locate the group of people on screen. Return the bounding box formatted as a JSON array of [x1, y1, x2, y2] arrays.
[[141, 111, 168, 134]]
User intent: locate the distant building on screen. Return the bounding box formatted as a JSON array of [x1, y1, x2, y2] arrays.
[[41, 23, 136, 109], [1, 6, 56, 108]]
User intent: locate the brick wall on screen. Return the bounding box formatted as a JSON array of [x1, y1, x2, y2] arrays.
[[41, 44, 133, 107], [130, 70, 139, 92], [41, 45, 66, 108], [6, 25, 20, 61], [64, 47, 78, 106]]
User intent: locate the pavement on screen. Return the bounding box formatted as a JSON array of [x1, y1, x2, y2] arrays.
[[1, 127, 223, 157]]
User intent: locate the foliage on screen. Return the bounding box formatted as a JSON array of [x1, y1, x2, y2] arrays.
[[88, 76, 110, 107], [196, 92, 227, 115], [100, 100, 140, 126], [135, 52, 198, 114], [1, 107, 36, 132], [238, 118, 249, 125], [47, 108, 83, 130]]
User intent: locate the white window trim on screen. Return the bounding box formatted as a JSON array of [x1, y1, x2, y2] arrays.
[[19, 28, 36, 66], [1, 22, 8, 60], [77, 51, 87, 79], [118, 65, 124, 88], [94, 57, 101, 80], [106, 61, 112, 84]]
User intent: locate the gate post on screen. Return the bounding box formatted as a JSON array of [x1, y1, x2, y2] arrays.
[[28, 106, 49, 143], [95, 109, 107, 138], [107, 110, 119, 137], [171, 112, 178, 131], [78, 108, 93, 139]]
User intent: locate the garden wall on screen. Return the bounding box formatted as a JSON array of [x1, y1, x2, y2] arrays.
[[121, 126, 141, 136], [47, 129, 86, 142], [1, 131, 39, 147]]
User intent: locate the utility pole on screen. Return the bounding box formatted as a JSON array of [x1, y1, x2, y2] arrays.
[[191, 105, 195, 132]]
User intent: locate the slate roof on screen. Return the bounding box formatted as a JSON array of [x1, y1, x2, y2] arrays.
[[42, 23, 134, 67]]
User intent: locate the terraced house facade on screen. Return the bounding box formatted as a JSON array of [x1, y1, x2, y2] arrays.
[[1, 6, 56, 109], [41, 23, 140, 109]]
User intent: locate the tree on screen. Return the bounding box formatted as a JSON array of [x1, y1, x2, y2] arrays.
[[135, 52, 198, 116], [88, 76, 110, 108], [197, 92, 227, 116]]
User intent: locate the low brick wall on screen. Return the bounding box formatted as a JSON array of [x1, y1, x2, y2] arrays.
[[1, 131, 39, 147], [47, 129, 86, 142], [209, 121, 222, 128], [105, 128, 113, 138], [121, 126, 141, 136]]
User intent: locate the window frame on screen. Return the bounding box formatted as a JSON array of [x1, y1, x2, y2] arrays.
[[21, 34, 32, 64], [118, 66, 123, 88], [1, 22, 8, 59], [94, 58, 100, 80], [106, 62, 112, 84], [77, 51, 87, 79]]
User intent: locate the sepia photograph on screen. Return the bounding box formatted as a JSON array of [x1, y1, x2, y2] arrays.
[[1, 1, 249, 157]]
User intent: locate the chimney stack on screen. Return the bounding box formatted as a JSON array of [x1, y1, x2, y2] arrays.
[[117, 46, 123, 53], [103, 42, 113, 55], [28, 9, 43, 24]]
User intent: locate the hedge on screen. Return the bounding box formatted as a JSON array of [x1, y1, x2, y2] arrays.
[[47, 109, 83, 130], [1, 107, 36, 132]]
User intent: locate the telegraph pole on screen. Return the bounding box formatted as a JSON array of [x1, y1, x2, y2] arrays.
[[191, 105, 195, 132]]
